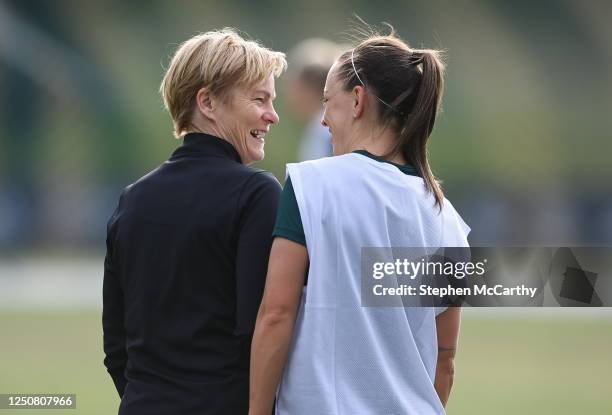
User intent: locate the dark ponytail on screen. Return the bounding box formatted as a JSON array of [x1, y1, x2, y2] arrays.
[[396, 49, 445, 210], [336, 30, 446, 210]]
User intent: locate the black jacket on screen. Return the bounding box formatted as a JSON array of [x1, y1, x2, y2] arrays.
[[103, 133, 281, 414]]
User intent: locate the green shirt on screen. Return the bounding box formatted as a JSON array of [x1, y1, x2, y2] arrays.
[[272, 150, 420, 246]]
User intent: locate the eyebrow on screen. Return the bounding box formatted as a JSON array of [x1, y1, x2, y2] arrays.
[[254, 90, 276, 100]]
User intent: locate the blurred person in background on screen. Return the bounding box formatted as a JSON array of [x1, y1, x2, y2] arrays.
[[103, 29, 286, 415], [285, 38, 344, 160], [249, 28, 469, 415]]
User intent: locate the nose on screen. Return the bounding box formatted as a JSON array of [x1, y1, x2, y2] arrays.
[[263, 104, 280, 125], [321, 115, 328, 127]]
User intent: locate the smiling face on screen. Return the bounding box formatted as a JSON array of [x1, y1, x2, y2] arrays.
[[321, 62, 355, 156], [213, 74, 279, 164]]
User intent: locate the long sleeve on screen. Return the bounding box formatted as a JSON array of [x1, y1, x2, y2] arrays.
[[102, 196, 128, 397], [234, 172, 282, 338]]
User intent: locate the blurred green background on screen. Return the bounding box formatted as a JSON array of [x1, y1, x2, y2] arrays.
[[0, 0, 611, 414], [1, 0, 611, 247]]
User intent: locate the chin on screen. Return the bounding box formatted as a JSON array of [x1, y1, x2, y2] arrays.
[[248, 150, 265, 164]]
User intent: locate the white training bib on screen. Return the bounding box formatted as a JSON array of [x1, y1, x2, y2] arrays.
[[276, 153, 470, 415]]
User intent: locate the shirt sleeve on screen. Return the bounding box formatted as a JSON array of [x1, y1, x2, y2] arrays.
[[272, 176, 306, 247], [102, 192, 128, 397], [234, 171, 282, 337]]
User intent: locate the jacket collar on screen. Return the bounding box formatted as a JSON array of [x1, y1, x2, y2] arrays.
[[172, 133, 242, 163]]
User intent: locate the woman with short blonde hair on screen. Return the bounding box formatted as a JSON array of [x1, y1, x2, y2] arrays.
[[103, 28, 286, 414], [160, 29, 286, 138]]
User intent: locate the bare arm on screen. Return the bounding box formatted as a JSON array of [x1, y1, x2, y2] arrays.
[[249, 238, 309, 415], [434, 307, 461, 407]]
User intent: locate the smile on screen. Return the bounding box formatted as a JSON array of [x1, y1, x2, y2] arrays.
[[250, 129, 267, 141]]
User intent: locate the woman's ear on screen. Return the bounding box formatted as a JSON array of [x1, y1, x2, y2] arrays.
[[196, 88, 216, 121], [353, 85, 366, 119]]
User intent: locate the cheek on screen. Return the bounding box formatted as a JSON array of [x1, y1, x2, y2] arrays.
[[246, 107, 264, 128], [325, 106, 337, 126], [236, 110, 255, 135], [333, 100, 350, 121], [331, 109, 348, 133]]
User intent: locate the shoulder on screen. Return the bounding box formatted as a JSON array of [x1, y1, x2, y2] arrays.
[[238, 168, 282, 210], [285, 156, 357, 206], [288, 154, 383, 191], [242, 168, 282, 193], [120, 161, 169, 198]]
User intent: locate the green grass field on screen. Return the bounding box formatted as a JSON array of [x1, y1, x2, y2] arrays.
[[0, 310, 610, 414]]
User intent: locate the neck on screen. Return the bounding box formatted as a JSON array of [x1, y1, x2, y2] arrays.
[[187, 118, 246, 164], [188, 120, 221, 139], [188, 118, 232, 146], [350, 124, 406, 165]]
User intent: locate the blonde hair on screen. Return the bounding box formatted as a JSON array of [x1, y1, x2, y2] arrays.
[[160, 28, 287, 137]]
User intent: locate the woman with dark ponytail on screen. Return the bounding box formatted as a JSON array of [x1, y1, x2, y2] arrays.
[[249, 27, 470, 415]]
